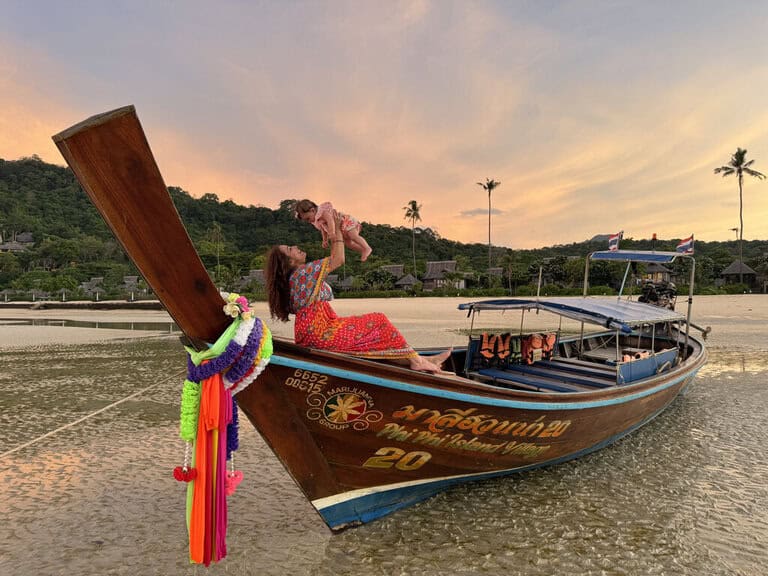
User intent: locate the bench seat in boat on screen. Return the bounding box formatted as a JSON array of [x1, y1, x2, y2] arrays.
[[511, 363, 616, 388], [476, 367, 594, 393]]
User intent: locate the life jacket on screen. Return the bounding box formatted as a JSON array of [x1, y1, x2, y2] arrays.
[[510, 336, 522, 364], [542, 333, 557, 360], [478, 332, 523, 367], [522, 333, 545, 364], [495, 333, 512, 366], [479, 332, 499, 361]]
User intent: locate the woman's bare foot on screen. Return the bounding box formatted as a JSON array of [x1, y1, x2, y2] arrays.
[[428, 348, 453, 368], [409, 356, 441, 373]]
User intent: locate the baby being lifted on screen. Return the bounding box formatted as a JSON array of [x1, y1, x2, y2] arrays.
[[295, 199, 372, 261]]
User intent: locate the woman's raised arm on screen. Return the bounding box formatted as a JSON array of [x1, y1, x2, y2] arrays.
[[327, 213, 346, 271]]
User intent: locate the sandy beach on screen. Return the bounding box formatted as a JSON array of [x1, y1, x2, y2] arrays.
[[1, 294, 765, 351]]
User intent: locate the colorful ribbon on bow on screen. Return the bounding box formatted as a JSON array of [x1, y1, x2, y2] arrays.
[[174, 293, 272, 566]]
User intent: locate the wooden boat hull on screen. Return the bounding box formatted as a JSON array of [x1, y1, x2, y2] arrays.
[[51, 106, 708, 533], [237, 339, 706, 529]]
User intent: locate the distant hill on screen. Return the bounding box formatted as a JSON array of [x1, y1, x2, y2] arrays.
[[1, 156, 767, 291]]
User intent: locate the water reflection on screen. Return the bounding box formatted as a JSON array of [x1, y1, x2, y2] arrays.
[[0, 317, 178, 332]]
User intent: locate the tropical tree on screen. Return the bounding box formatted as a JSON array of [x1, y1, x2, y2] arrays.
[[403, 200, 422, 276], [476, 178, 501, 272], [714, 148, 765, 283]]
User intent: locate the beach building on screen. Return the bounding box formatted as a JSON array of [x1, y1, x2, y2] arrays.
[[395, 273, 419, 290], [238, 269, 265, 290], [338, 275, 357, 291], [0, 232, 34, 253], [422, 260, 464, 291], [79, 277, 104, 298], [721, 261, 757, 287], [379, 264, 405, 278], [644, 263, 672, 284]]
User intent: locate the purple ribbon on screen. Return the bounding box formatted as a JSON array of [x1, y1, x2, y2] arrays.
[[224, 319, 263, 385], [227, 396, 239, 458]]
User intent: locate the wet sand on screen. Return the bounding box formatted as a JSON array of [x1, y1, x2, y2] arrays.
[[1, 294, 767, 575]]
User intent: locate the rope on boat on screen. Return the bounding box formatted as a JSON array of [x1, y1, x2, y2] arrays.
[[0, 368, 186, 460]]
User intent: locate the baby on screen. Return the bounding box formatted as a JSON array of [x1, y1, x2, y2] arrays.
[[295, 199, 372, 261]]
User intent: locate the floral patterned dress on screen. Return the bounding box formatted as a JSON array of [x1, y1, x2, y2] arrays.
[[290, 257, 416, 359]]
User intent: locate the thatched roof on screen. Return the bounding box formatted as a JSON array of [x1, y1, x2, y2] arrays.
[[423, 260, 457, 280], [395, 273, 418, 287], [721, 261, 756, 275], [646, 263, 671, 273], [380, 264, 405, 278]]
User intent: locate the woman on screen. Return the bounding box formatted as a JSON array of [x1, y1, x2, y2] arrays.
[[265, 220, 450, 374]]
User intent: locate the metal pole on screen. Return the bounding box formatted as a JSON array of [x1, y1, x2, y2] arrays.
[[536, 266, 543, 300], [618, 262, 631, 300], [683, 256, 695, 358]]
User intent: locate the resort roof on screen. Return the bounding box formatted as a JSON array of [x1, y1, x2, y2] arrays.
[[423, 260, 457, 280], [380, 264, 405, 277]]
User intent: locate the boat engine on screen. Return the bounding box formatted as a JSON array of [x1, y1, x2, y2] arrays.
[[638, 280, 677, 310]]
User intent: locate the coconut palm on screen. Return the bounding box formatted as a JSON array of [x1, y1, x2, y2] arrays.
[[477, 178, 501, 272], [714, 148, 765, 283], [403, 200, 422, 276]]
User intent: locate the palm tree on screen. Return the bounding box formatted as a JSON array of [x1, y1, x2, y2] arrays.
[[714, 148, 765, 283], [477, 178, 501, 272], [403, 200, 422, 276]]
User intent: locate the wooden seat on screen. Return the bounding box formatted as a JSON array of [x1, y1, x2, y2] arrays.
[[512, 363, 616, 388], [538, 358, 617, 377], [476, 367, 592, 393]]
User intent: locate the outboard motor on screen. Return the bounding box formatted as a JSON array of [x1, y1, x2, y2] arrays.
[[638, 281, 659, 304], [639, 280, 676, 310]]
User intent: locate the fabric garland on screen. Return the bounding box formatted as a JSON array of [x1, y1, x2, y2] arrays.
[[173, 293, 273, 566]]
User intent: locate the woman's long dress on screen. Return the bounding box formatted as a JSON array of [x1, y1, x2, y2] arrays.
[[290, 257, 417, 360]]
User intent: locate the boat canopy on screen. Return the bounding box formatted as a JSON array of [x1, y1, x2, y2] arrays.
[[590, 250, 687, 263], [458, 297, 686, 334]]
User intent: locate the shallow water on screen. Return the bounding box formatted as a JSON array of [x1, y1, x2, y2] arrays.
[[0, 317, 178, 332], [1, 296, 767, 575]]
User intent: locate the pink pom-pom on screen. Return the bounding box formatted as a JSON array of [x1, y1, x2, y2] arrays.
[[225, 470, 243, 495]]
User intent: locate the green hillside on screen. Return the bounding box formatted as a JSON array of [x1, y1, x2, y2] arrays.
[[1, 156, 766, 297]]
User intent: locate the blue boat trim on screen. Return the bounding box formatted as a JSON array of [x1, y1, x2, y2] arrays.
[[271, 354, 702, 411]]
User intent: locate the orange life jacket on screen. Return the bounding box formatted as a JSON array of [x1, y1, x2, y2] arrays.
[[496, 333, 512, 361], [479, 332, 499, 360], [542, 332, 557, 359], [522, 333, 545, 364]]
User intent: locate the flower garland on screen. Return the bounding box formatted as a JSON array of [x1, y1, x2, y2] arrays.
[[173, 293, 273, 566]]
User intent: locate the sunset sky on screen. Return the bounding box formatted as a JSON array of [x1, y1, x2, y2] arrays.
[[2, 1, 768, 249]]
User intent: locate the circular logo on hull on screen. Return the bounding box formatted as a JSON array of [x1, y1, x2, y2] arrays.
[[323, 393, 367, 423]]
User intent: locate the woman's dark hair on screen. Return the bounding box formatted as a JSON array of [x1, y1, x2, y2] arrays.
[[265, 246, 293, 321]]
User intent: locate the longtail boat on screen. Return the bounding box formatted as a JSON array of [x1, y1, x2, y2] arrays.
[[52, 106, 708, 532]]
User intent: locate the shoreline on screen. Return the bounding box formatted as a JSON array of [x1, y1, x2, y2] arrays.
[[1, 294, 765, 351], [0, 299, 165, 310]]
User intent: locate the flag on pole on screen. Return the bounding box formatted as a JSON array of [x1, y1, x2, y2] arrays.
[[608, 231, 623, 251], [676, 234, 694, 254]]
